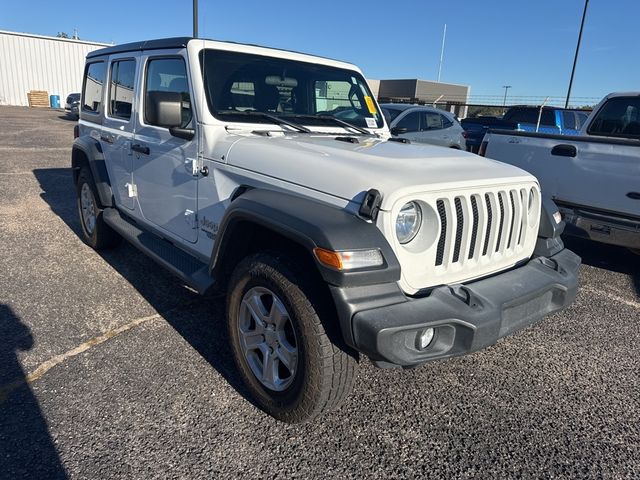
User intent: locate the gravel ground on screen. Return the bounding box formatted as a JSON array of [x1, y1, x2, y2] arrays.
[[0, 106, 638, 479]]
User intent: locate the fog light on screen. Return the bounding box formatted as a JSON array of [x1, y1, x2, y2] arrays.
[[416, 328, 435, 350]]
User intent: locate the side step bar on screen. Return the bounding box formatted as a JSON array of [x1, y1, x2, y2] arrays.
[[103, 208, 215, 295]]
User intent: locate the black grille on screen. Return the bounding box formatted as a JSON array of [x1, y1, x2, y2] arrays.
[[495, 192, 505, 252], [468, 196, 479, 259], [507, 191, 517, 248], [482, 194, 493, 256], [435, 200, 447, 266], [518, 190, 525, 245], [452, 197, 464, 263]]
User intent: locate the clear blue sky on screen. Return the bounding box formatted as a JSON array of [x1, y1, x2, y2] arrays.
[[3, 0, 636, 105]]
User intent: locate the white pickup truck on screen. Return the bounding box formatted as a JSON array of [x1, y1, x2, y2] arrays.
[[482, 92, 640, 254]]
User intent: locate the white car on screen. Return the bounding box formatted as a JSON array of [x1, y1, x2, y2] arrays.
[[72, 37, 579, 423], [381, 104, 466, 149]]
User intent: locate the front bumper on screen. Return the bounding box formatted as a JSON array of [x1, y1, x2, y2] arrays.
[[332, 248, 580, 367]]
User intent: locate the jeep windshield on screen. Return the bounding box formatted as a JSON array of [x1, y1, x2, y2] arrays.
[[199, 49, 384, 131]]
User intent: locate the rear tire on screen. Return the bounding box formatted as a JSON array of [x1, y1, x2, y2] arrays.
[[76, 167, 121, 250], [227, 253, 358, 423]]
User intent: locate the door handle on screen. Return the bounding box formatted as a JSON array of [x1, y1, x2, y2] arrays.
[[100, 134, 114, 144], [551, 144, 577, 157], [627, 192, 640, 200], [131, 143, 150, 155]]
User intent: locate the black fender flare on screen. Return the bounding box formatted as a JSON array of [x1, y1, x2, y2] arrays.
[[534, 196, 566, 257], [209, 188, 401, 288], [71, 137, 114, 207]]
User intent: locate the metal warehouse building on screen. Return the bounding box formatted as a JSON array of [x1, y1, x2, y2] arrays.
[[0, 30, 110, 106]]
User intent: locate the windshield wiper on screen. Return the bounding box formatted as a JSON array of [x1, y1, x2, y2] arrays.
[[218, 111, 311, 133], [288, 114, 374, 136]]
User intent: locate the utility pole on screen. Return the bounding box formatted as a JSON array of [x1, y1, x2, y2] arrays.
[[437, 24, 447, 83], [565, 0, 589, 108], [193, 0, 199, 38], [502, 85, 512, 110]]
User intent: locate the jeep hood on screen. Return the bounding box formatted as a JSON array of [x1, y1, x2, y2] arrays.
[[223, 135, 537, 210]]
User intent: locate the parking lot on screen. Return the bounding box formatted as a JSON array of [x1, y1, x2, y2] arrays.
[[0, 105, 638, 479]]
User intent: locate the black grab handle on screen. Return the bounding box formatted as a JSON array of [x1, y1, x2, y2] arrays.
[[551, 145, 578, 157], [551, 144, 577, 157], [627, 192, 640, 200]]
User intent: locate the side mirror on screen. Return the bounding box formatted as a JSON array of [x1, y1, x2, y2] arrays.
[[146, 91, 182, 127], [390, 126, 408, 135], [145, 91, 195, 141]]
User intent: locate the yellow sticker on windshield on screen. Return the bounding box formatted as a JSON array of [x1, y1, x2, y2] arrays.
[[364, 96, 377, 115]]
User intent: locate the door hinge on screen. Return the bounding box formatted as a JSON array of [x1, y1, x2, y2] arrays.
[[125, 183, 137, 198], [186, 157, 204, 176], [184, 209, 198, 229]]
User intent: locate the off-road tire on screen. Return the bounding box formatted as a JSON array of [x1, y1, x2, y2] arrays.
[[76, 167, 121, 250], [227, 253, 358, 423]]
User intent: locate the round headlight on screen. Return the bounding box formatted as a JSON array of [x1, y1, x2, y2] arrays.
[[396, 201, 422, 244]]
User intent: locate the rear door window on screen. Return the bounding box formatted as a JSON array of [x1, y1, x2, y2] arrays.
[[422, 112, 444, 130], [108, 60, 136, 120], [82, 62, 106, 113]]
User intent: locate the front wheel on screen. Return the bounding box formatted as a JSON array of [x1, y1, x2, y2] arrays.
[[227, 253, 358, 423], [76, 167, 121, 250]]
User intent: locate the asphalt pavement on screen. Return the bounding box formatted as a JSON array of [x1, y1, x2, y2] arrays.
[[0, 106, 638, 479]]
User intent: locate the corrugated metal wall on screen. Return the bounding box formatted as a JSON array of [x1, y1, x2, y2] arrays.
[[0, 30, 110, 106]]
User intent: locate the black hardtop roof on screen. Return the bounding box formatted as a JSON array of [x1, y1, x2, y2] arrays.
[[87, 37, 191, 58], [86, 36, 348, 65]]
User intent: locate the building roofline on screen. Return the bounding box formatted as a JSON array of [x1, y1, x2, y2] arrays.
[[381, 78, 470, 88], [0, 29, 112, 47]]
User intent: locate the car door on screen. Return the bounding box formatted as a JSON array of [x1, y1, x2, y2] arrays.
[[102, 55, 137, 210], [132, 53, 199, 243]]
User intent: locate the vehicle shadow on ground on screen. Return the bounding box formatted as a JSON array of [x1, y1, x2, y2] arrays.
[[32, 168, 256, 408], [0, 304, 69, 479], [564, 236, 640, 297], [57, 115, 77, 122]]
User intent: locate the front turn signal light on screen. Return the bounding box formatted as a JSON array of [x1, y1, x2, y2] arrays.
[[313, 248, 384, 271]]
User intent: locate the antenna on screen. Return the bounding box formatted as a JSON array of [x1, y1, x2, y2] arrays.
[[437, 24, 447, 82], [193, 0, 198, 38]]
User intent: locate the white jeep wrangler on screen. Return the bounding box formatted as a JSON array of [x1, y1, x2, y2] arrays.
[[72, 37, 580, 423]]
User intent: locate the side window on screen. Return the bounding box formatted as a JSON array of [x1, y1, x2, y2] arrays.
[[562, 111, 578, 131], [396, 112, 419, 132], [422, 112, 444, 130], [145, 57, 192, 127], [230, 81, 255, 110], [315, 80, 361, 112], [82, 62, 106, 113], [442, 115, 454, 129], [588, 98, 640, 137], [109, 60, 136, 120]]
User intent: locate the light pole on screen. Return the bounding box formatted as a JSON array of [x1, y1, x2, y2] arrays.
[[565, 0, 589, 108], [502, 85, 512, 111], [193, 0, 198, 38]]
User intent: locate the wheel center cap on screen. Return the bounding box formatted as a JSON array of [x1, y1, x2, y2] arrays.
[[265, 328, 277, 346]]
